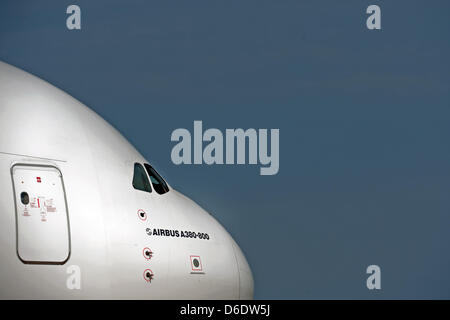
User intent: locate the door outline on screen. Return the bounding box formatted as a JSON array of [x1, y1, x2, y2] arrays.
[[10, 162, 72, 265]]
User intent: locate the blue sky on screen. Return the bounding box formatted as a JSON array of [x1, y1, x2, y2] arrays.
[[1, 1, 450, 298]]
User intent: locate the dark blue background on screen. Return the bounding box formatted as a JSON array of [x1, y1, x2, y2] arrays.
[[1, 1, 450, 298]]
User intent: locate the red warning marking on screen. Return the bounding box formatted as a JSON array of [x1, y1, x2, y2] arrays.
[[190, 255, 203, 272], [143, 269, 154, 283], [23, 207, 30, 217], [137, 209, 147, 221], [36, 177, 41, 183], [143, 247, 153, 260], [37, 198, 40, 208], [45, 199, 57, 213]]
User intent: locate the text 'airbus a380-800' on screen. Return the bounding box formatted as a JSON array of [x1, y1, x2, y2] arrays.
[[0, 61, 253, 299]]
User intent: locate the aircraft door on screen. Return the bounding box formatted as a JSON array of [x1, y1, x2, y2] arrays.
[[11, 164, 71, 264]]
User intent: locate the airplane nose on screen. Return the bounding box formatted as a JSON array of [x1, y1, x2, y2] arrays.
[[231, 240, 254, 299]]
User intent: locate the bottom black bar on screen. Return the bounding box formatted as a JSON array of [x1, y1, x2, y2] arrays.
[[0, 300, 447, 318]]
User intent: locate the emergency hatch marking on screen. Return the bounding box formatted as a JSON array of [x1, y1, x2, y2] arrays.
[[38, 197, 47, 222], [190, 255, 203, 272], [22, 195, 57, 221], [44, 198, 57, 213], [30, 197, 37, 208], [145, 227, 210, 241]]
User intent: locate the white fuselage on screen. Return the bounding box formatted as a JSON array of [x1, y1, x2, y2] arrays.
[[0, 61, 253, 299]]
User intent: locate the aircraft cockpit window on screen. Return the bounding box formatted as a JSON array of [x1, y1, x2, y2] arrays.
[[132, 163, 152, 193], [144, 164, 169, 195]]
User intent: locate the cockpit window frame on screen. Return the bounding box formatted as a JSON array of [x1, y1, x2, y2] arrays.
[[144, 163, 170, 195], [132, 163, 153, 193]]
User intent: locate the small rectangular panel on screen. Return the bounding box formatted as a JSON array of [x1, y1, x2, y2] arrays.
[[12, 164, 70, 264]]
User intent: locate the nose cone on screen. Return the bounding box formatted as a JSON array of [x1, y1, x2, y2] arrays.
[[231, 240, 254, 299]]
